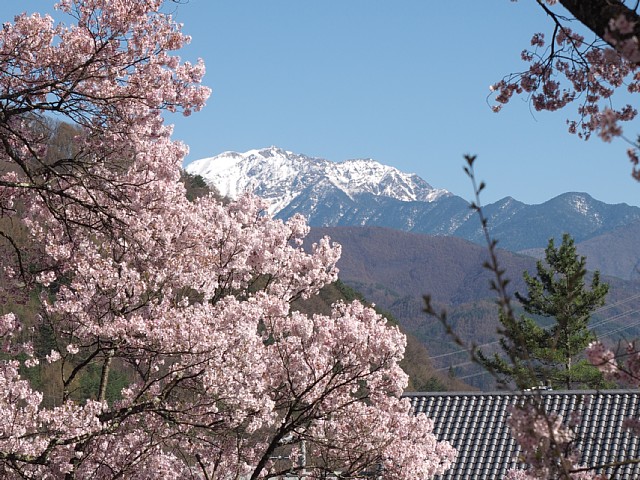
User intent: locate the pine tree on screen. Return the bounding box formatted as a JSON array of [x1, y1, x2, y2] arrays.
[[481, 233, 609, 390]]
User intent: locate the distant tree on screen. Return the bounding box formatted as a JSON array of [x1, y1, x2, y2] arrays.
[[481, 233, 609, 390], [516, 234, 609, 389], [179, 170, 225, 202]]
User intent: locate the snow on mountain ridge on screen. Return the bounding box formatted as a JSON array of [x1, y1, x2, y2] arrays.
[[186, 147, 449, 215]]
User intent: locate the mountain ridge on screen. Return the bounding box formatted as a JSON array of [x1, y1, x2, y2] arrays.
[[186, 146, 449, 215], [186, 147, 640, 252]]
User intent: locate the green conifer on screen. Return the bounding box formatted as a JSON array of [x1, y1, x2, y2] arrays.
[[481, 233, 609, 390]]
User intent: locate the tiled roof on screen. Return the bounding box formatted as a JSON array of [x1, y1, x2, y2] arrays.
[[405, 390, 640, 479]]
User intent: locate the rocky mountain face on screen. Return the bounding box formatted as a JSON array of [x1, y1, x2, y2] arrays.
[[186, 147, 640, 252], [186, 146, 448, 215]]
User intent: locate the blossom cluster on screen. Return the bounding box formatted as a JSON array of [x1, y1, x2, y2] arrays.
[[587, 341, 640, 388], [506, 402, 604, 480], [491, 8, 640, 177]]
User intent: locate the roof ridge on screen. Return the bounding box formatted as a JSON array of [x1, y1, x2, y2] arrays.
[[404, 389, 640, 396]]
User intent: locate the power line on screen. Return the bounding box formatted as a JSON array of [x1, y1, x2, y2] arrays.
[[428, 291, 640, 363], [597, 314, 640, 339], [591, 306, 640, 329], [458, 370, 491, 380], [431, 296, 640, 373], [435, 360, 474, 372], [430, 342, 499, 360]]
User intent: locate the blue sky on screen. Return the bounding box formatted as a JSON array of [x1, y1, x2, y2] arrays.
[[3, 1, 640, 206]]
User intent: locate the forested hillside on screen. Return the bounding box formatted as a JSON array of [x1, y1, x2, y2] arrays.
[[306, 226, 640, 389], [521, 219, 640, 281]]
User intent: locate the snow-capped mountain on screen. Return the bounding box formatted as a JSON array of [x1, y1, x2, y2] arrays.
[[186, 147, 640, 252], [185, 146, 449, 216]]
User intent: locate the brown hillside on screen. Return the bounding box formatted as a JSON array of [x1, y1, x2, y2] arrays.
[[306, 226, 640, 389], [293, 281, 471, 392], [521, 220, 640, 282], [307, 226, 535, 306]]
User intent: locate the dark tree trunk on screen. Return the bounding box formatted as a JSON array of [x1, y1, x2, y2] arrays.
[[558, 0, 640, 62]]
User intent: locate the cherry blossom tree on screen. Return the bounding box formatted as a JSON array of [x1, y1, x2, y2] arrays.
[[493, 1, 640, 178], [0, 1, 455, 478]]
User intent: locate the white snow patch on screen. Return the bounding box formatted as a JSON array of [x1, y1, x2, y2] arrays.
[[185, 147, 450, 215]]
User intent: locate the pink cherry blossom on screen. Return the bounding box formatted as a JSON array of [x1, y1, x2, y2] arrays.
[[493, 4, 640, 176], [587, 340, 640, 387], [507, 401, 605, 480]]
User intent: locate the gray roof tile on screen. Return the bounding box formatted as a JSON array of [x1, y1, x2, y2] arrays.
[[405, 390, 640, 479]]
